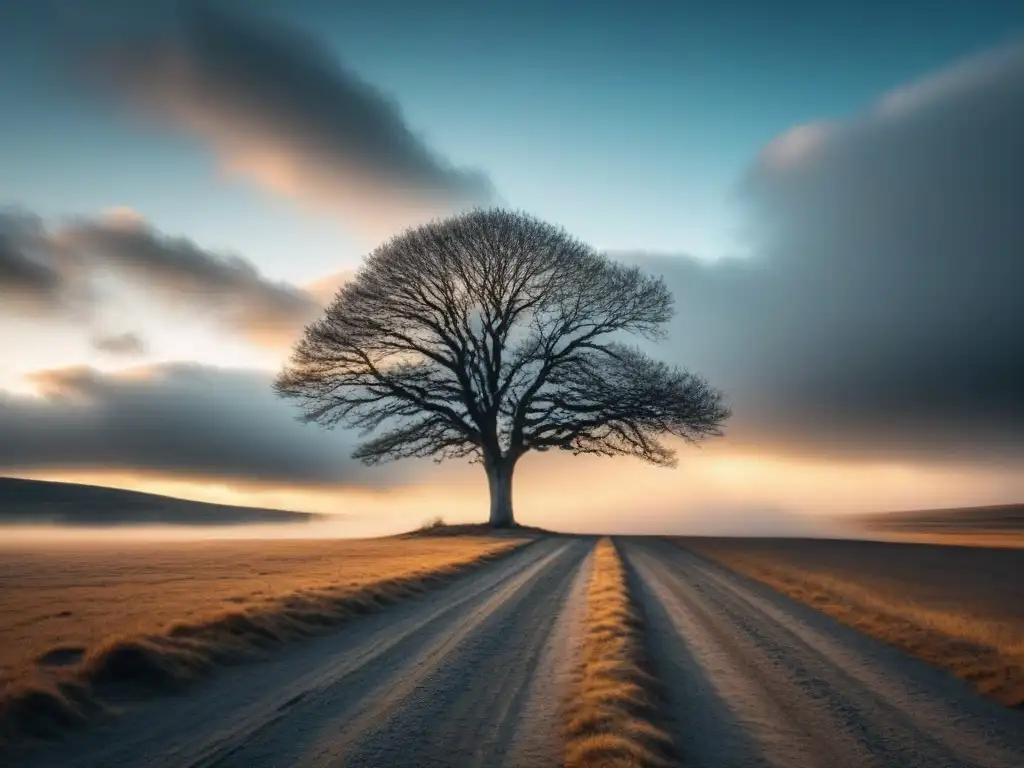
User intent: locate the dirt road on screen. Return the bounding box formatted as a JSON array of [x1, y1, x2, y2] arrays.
[[14, 536, 1024, 767], [620, 539, 1024, 768], [15, 539, 592, 768]]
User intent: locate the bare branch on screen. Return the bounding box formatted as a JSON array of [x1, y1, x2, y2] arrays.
[[275, 209, 730, 476]]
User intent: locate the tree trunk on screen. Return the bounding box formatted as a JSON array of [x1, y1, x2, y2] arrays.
[[486, 457, 516, 528]]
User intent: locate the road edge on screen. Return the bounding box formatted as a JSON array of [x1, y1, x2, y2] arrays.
[[0, 537, 535, 752]]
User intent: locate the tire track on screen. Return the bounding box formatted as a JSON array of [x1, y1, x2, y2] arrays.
[[15, 538, 592, 768], [621, 538, 1024, 768]]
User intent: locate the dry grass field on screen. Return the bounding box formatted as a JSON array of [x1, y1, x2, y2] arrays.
[[855, 503, 1024, 548], [680, 537, 1024, 707], [565, 538, 672, 768], [0, 535, 527, 744]]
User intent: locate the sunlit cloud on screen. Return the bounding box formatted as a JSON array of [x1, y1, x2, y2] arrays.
[[1, 208, 324, 352], [100, 205, 146, 229], [756, 122, 831, 170], [88, 3, 494, 238], [302, 268, 356, 307], [2, 363, 421, 487]]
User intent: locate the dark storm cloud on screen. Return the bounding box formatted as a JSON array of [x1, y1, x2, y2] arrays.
[[88, 2, 493, 235], [2, 363, 410, 487], [628, 42, 1024, 462], [0, 209, 321, 348]]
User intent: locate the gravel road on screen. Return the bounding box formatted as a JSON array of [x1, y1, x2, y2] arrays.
[[620, 538, 1024, 768], [16, 536, 1024, 768], [15, 538, 592, 768]]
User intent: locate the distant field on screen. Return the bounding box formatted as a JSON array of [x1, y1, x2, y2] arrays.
[[856, 503, 1024, 548], [0, 537, 521, 696], [680, 537, 1024, 706]]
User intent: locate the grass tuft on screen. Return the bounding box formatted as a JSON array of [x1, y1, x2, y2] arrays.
[[684, 538, 1024, 708], [0, 538, 528, 749], [565, 538, 674, 768]]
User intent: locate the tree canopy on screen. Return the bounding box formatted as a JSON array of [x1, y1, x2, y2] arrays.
[[276, 209, 730, 526]]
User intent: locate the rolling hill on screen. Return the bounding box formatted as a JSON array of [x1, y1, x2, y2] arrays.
[[0, 477, 319, 526]]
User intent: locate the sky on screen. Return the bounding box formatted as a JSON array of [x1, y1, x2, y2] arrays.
[[1, 0, 1023, 535]]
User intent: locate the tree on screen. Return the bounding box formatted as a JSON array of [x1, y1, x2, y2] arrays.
[[275, 210, 730, 528]]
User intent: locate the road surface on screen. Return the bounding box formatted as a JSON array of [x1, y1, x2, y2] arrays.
[[15, 536, 1024, 767], [15, 539, 592, 768], [620, 538, 1024, 768]]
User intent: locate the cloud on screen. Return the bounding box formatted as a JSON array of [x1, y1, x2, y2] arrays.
[[88, 3, 493, 236], [302, 269, 356, 306], [629, 41, 1024, 463], [0, 210, 72, 315], [2, 363, 413, 487], [59, 214, 322, 348], [91, 331, 147, 356], [7, 28, 1021, 477], [0, 209, 322, 349]]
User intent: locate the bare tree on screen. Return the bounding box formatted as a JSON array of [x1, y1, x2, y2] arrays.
[[275, 210, 730, 528]]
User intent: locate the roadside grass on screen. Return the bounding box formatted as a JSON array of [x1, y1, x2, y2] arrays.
[[0, 536, 529, 748], [859, 531, 1024, 549], [565, 538, 673, 768], [682, 539, 1024, 708]]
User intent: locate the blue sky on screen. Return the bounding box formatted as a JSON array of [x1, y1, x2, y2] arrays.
[[3, 0, 1021, 282], [2, 0, 1023, 528]]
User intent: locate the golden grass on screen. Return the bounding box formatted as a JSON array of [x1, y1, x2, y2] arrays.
[[681, 537, 1024, 708], [861, 531, 1024, 549], [0, 536, 527, 746], [565, 538, 673, 768]]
